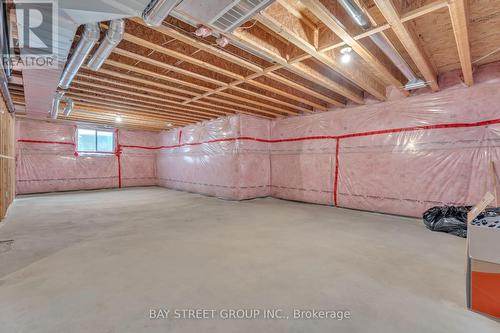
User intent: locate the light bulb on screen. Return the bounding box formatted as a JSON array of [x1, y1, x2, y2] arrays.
[[115, 115, 122, 122], [341, 53, 351, 64]]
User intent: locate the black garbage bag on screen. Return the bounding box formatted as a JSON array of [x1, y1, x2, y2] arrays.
[[422, 205, 472, 238]]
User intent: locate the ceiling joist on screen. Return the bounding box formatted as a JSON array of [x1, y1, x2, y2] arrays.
[[448, 0, 473, 86], [373, 0, 439, 91]]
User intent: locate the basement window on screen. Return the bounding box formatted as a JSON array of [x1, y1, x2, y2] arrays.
[[77, 128, 115, 154]]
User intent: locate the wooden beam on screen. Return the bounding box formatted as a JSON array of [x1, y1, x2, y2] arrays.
[[73, 76, 229, 118], [8, 83, 209, 122], [69, 86, 212, 121], [266, 72, 345, 107], [232, 27, 366, 103], [113, 37, 311, 114], [373, 0, 439, 91], [104, 58, 287, 117], [317, 0, 449, 53], [257, 3, 387, 101], [65, 92, 211, 122], [134, 17, 344, 108], [111, 48, 298, 115], [126, 19, 330, 110], [402, 0, 450, 21], [132, 18, 341, 108], [78, 70, 272, 118], [0, 101, 15, 221], [448, 0, 473, 86], [301, 0, 409, 96], [113, 48, 224, 86], [12, 100, 187, 129], [276, 0, 317, 30]]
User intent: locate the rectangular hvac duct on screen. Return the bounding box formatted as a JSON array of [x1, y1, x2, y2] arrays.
[[176, 0, 274, 32]]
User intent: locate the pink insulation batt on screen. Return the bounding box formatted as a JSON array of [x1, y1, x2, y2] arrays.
[[16, 120, 158, 193], [15, 62, 500, 217], [157, 114, 271, 200]]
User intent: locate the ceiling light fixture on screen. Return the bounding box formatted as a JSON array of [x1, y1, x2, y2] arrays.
[[167, 123, 173, 127], [115, 115, 122, 123], [340, 47, 352, 64]]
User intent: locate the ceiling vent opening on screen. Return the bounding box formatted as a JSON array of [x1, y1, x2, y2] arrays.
[[210, 0, 274, 32]]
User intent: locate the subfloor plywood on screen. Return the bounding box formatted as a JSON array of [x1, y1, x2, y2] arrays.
[[0, 187, 498, 332]]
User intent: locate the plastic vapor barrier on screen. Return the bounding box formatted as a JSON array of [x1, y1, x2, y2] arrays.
[[119, 129, 159, 188], [157, 114, 271, 200], [270, 64, 500, 216], [14, 62, 500, 218], [16, 119, 158, 194]]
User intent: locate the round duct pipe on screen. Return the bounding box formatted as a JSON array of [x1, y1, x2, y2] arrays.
[[58, 23, 100, 90], [87, 19, 125, 71]]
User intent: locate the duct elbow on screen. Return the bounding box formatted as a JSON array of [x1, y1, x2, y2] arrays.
[[87, 19, 125, 71], [62, 98, 74, 116], [49, 92, 73, 119], [49, 91, 64, 120], [58, 23, 100, 90], [142, 0, 181, 27]]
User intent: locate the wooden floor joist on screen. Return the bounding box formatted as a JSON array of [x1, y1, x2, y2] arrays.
[[448, 0, 473, 86], [113, 46, 305, 115], [130, 18, 341, 109], [301, 0, 409, 96], [103, 59, 288, 117], [373, 0, 439, 91], [10, 0, 492, 130], [256, 4, 387, 101]]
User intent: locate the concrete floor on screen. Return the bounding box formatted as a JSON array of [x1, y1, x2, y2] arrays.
[[0, 187, 498, 333]]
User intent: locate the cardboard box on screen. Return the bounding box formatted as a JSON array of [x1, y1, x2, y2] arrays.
[[467, 218, 500, 318]]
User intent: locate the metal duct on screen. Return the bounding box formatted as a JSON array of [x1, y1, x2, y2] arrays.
[[49, 91, 64, 119], [87, 19, 125, 71], [143, 0, 182, 27], [338, 0, 424, 89], [62, 98, 74, 116], [49, 92, 74, 119], [58, 23, 100, 90], [337, 0, 371, 29], [369, 33, 418, 82]]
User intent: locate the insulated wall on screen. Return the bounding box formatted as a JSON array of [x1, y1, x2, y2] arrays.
[[16, 119, 158, 194], [14, 62, 500, 219], [271, 64, 500, 217], [155, 63, 500, 217], [118, 129, 158, 188], [157, 114, 270, 200]]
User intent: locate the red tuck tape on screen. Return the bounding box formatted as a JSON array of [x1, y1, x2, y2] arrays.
[[115, 129, 121, 189], [17, 139, 75, 145], [17, 117, 500, 204], [334, 138, 340, 207]]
